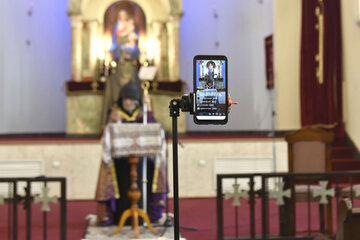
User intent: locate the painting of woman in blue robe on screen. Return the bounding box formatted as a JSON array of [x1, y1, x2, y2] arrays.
[[101, 1, 146, 127], [109, 10, 140, 61]]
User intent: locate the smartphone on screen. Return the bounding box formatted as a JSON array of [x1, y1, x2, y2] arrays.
[[193, 55, 228, 125]]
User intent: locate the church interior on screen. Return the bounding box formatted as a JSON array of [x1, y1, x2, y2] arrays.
[[1, 0, 360, 239]]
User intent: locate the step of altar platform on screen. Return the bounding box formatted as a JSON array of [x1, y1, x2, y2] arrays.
[[332, 146, 354, 159], [83, 225, 186, 240], [331, 135, 360, 172], [332, 137, 347, 147], [330, 136, 360, 182], [332, 158, 360, 171]]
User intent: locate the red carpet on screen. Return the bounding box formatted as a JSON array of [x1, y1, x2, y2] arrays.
[[0, 201, 96, 240], [2, 197, 360, 239]]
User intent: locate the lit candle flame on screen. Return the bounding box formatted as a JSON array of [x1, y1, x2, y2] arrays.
[[146, 37, 158, 61]]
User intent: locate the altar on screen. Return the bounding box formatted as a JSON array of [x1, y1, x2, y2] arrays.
[[65, 0, 185, 135]]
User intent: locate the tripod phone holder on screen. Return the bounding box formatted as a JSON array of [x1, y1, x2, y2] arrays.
[[169, 92, 237, 240], [170, 93, 195, 117]]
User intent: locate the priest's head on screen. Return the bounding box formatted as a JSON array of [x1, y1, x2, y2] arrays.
[[117, 81, 142, 113]]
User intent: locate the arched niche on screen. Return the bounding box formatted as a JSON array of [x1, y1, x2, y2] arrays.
[[102, 1, 147, 62], [81, 0, 170, 27], [68, 0, 182, 82], [66, 0, 185, 136], [103, 1, 146, 36]]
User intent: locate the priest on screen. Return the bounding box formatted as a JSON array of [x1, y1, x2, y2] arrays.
[[95, 81, 167, 226]]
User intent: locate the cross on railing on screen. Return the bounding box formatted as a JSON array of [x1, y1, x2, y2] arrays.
[[34, 187, 58, 211], [355, 188, 360, 197], [269, 182, 291, 205], [313, 180, 335, 204], [224, 183, 248, 206]]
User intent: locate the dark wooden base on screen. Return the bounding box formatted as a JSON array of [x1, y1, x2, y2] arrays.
[[112, 156, 158, 237]]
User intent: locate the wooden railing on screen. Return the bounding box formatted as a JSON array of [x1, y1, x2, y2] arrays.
[[0, 177, 66, 240], [217, 172, 360, 240]]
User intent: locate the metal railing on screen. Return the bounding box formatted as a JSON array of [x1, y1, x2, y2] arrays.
[[217, 171, 360, 240], [0, 177, 66, 240]]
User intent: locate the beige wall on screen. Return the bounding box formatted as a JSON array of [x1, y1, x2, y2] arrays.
[[341, 0, 360, 149], [0, 142, 101, 200], [167, 139, 288, 198], [0, 139, 287, 199], [274, 0, 302, 130]]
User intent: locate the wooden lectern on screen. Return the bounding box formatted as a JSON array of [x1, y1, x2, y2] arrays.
[[108, 123, 164, 237]]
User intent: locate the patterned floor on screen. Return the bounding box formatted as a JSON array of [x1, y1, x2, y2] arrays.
[[83, 225, 186, 240]]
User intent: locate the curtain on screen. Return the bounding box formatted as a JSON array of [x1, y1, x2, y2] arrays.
[[300, 0, 344, 137]]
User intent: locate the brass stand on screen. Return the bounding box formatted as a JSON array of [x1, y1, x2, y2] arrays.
[[112, 156, 158, 237]]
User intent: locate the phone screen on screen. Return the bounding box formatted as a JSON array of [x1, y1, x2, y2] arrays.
[[193, 55, 228, 124]]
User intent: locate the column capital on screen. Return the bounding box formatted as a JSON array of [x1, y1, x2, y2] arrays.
[[167, 15, 181, 30], [151, 21, 165, 37], [69, 15, 83, 28], [169, 13, 183, 22], [151, 21, 165, 28], [85, 19, 98, 30]]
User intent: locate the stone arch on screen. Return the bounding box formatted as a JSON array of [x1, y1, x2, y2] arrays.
[[81, 0, 170, 24], [103, 1, 146, 37]]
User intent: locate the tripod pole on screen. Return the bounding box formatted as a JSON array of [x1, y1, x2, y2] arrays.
[[169, 94, 194, 240], [170, 99, 180, 240], [172, 115, 180, 240]]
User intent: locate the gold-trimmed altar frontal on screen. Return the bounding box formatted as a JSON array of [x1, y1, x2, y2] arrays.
[[65, 80, 186, 135]]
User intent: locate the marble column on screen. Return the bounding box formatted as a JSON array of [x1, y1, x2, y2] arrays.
[[86, 20, 99, 80], [166, 15, 181, 82], [152, 21, 165, 80], [69, 15, 83, 82]]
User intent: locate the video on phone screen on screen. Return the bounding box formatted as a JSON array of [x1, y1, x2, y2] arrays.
[[195, 59, 226, 120]]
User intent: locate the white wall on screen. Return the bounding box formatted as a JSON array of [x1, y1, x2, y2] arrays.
[[180, 0, 274, 131], [0, 1, 71, 133], [0, 0, 274, 133]]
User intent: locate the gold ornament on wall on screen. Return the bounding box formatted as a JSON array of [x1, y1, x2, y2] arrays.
[[315, 0, 324, 85]]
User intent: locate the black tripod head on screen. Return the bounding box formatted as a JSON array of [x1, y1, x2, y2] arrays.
[[169, 93, 194, 117]]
